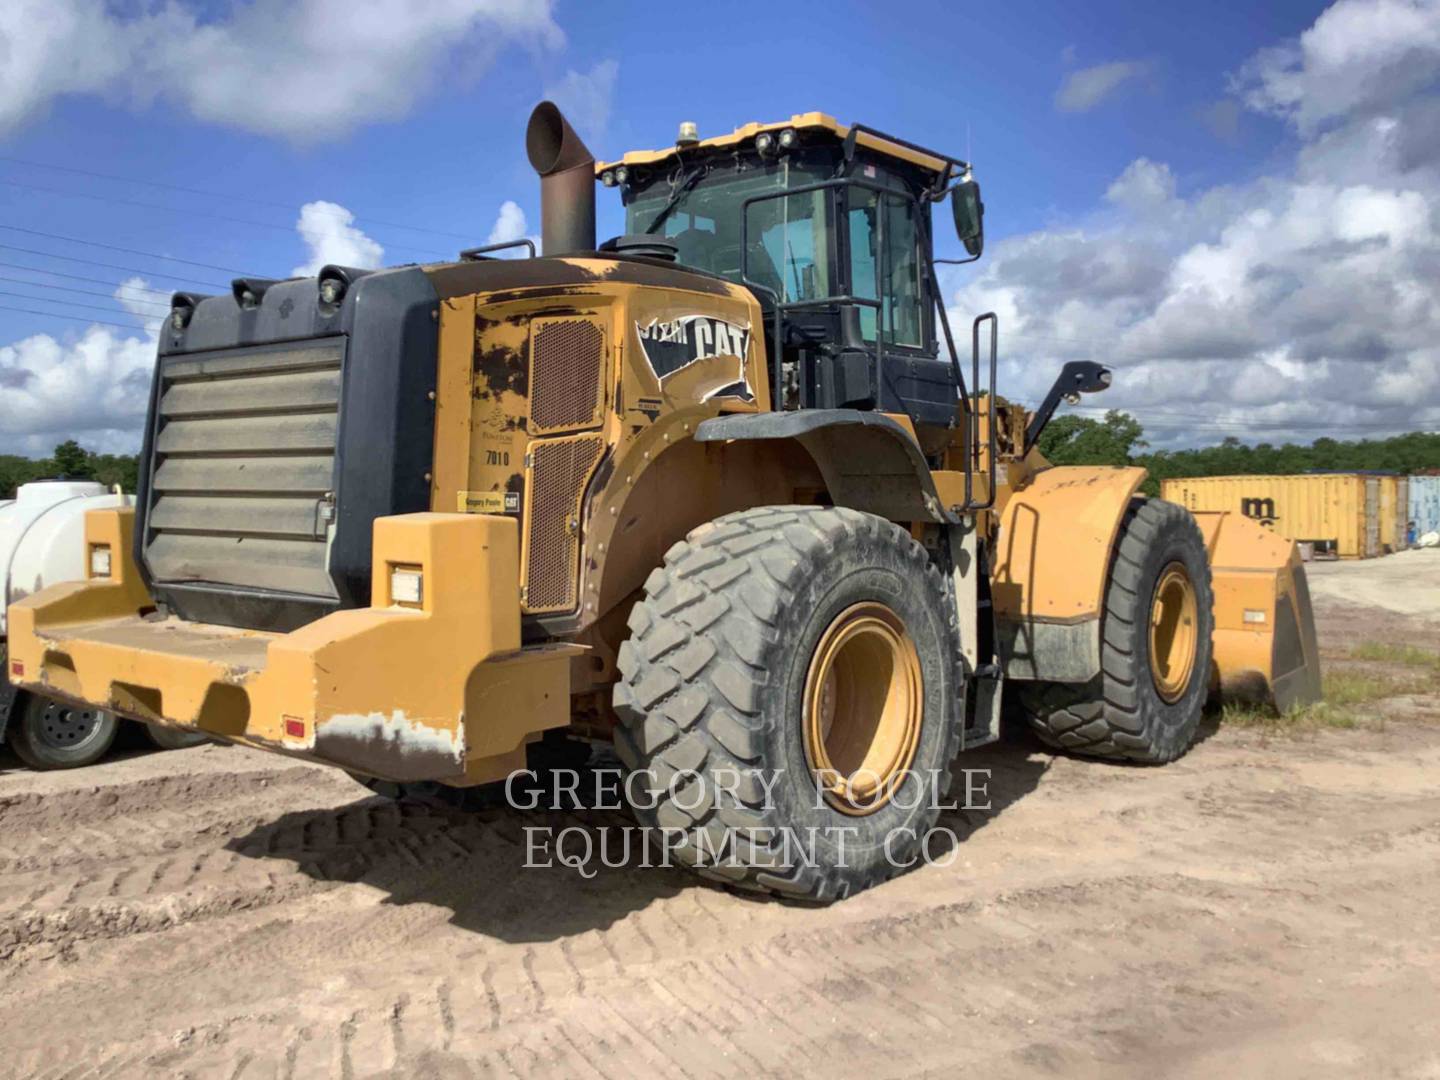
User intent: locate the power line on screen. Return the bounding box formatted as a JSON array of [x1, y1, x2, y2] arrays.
[[0, 223, 258, 277], [0, 259, 174, 296], [0, 153, 481, 244], [0, 243, 229, 289], [0, 177, 451, 262], [0, 288, 162, 321], [0, 303, 149, 331], [0, 275, 170, 308]]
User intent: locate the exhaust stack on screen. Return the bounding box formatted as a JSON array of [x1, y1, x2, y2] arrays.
[[526, 101, 596, 256]]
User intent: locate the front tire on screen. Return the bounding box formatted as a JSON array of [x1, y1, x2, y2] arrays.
[[9, 693, 120, 770], [614, 506, 964, 901], [1017, 499, 1214, 763]]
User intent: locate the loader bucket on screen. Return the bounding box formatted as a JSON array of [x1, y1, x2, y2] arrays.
[[1193, 511, 1322, 712]]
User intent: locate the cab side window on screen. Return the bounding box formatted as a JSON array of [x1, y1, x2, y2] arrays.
[[849, 190, 922, 347]]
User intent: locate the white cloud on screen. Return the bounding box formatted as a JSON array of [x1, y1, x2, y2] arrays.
[[0, 325, 155, 455], [115, 276, 163, 328], [292, 201, 384, 276], [543, 59, 619, 141], [0, 199, 390, 456], [1105, 158, 1177, 213], [483, 199, 544, 255], [1055, 60, 1152, 112], [955, 0, 1440, 447], [487, 200, 529, 245], [0, 276, 165, 454], [0, 0, 564, 140], [1235, 0, 1440, 133]]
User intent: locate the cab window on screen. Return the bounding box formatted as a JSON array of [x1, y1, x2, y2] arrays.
[[624, 158, 832, 297], [848, 190, 923, 347]]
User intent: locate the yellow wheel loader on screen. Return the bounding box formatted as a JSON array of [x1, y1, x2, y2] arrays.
[[6, 103, 1320, 900]]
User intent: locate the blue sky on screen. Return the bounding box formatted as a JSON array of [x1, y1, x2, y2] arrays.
[[1, 0, 1437, 453]]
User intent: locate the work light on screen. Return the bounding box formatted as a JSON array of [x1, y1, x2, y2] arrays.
[[89, 544, 112, 579], [390, 565, 423, 608]]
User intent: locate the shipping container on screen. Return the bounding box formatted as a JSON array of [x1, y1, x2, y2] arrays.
[[1378, 476, 1403, 553], [1160, 474, 1375, 558], [1411, 475, 1440, 538], [1395, 477, 1409, 550], [1364, 477, 1380, 557]]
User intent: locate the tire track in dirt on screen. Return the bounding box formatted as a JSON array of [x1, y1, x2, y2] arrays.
[[2, 611, 1438, 1079]]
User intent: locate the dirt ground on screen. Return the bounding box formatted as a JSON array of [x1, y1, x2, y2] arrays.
[[2, 558, 1438, 1079]]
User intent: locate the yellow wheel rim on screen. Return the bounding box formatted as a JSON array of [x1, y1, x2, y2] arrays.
[[1149, 562, 1198, 704], [802, 602, 923, 816]]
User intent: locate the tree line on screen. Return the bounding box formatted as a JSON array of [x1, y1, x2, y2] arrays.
[[1, 440, 140, 499], [1037, 412, 1440, 495]]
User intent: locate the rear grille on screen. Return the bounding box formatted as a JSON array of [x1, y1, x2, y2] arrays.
[[529, 318, 604, 434], [523, 434, 605, 613], [145, 338, 345, 598]]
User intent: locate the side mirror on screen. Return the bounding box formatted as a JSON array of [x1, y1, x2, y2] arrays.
[[951, 178, 984, 257]]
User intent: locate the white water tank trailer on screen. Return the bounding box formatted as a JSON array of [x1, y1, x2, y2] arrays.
[[1, 480, 205, 768]]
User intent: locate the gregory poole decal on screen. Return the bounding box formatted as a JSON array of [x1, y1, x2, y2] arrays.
[[634, 315, 754, 402]]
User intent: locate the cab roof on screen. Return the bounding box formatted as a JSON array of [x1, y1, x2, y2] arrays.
[[596, 112, 955, 177]]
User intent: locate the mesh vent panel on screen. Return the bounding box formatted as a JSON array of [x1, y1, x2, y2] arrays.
[[524, 434, 605, 613], [530, 319, 604, 434]]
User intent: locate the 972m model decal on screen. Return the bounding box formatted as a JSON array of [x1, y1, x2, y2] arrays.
[[635, 315, 754, 402]]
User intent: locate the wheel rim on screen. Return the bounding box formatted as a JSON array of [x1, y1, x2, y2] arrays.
[[34, 699, 109, 751], [803, 602, 923, 816], [1149, 562, 1199, 704]]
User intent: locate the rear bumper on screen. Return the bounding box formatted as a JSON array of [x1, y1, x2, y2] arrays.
[[7, 508, 579, 785]]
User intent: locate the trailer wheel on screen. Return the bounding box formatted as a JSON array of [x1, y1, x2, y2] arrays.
[[9, 692, 120, 770], [1017, 499, 1214, 763], [614, 506, 964, 902], [143, 723, 210, 751]]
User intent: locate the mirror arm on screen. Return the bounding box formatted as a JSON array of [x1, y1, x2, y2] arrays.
[[1024, 361, 1114, 454]]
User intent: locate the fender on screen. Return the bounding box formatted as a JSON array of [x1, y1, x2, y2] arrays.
[[695, 410, 955, 523], [991, 465, 1147, 682]]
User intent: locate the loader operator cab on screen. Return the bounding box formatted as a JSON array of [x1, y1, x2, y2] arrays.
[[599, 116, 986, 434]]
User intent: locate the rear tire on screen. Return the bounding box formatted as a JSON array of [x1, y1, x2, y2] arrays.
[[9, 693, 120, 770], [614, 506, 964, 901], [1017, 499, 1214, 763]]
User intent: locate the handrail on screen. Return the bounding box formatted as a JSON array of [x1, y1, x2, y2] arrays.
[[459, 239, 537, 261], [968, 313, 998, 510]]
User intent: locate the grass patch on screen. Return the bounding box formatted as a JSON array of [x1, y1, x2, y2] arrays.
[[1349, 642, 1440, 671], [1323, 669, 1421, 706], [1219, 669, 1425, 735], [1220, 698, 1358, 734]]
